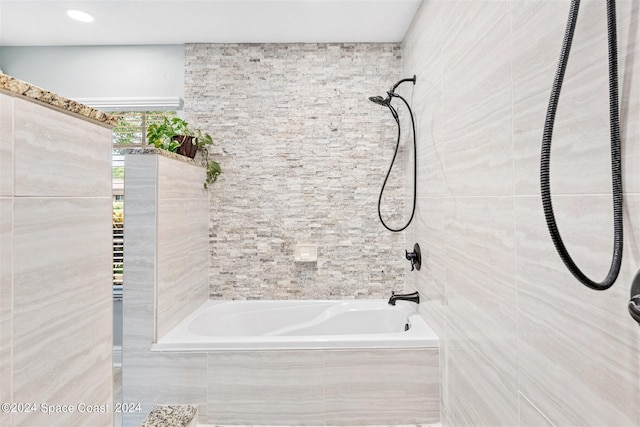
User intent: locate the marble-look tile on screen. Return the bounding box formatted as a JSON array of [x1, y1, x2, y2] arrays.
[[402, 0, 443, 91], [402, 1, 449, 199], [123, 154, 158, 347], [515, 195, 640, 426], [13, 97, 112, 197], [519, 392, 555, 427], [0, 198, 11, 427], [446, 197, 518, 382], [207, 351, 325, 425], [416, 304, 448, 427], [324, 349, 440, 425], [158, 156, 207, 199], [123, 352, 208, 427], [441, 1, 514, 197], [512, 0, 640, 195], [156, 197, 209, 339], [446, 326, 518, 427], [0, 94, 13, 197], [412, 197, 452, 309], [12, 197, 112, 427]]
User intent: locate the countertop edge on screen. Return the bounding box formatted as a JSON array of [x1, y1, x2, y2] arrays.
[[0, 74, 118, 127]]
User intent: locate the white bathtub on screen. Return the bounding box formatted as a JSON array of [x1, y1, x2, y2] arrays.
[[153, 299, 439, 351]]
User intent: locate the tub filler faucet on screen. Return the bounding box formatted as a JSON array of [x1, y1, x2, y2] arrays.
[[388, 291, 420, 306]]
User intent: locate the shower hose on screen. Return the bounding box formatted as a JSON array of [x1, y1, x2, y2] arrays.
[[541, 0, 623, 291], [378, 93, 417, 233]]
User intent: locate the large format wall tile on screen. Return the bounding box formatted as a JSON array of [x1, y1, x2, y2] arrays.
[[411, 197, 452, 309], [0, 94, 13, 197], [403, 0, 640, 425], [158, 156, 207, 199], [446, 196, 518, 382], [156, 197, 209, 339], [513, 0, 640, 196], [446, 326, 518, 427], [0, 198, 11, 427], [324, 348, 440, 425], [208, 351, 325, 425], [12, 197, 112, 427], [122, 154, 157, 352], [13, 97, 112, 197], [518, 392, 555, 427], [441, 1, 514, 197], [516, 195, 640, 426]]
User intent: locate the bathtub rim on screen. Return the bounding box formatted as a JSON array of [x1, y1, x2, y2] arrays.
[[151, 299, 439, 352]]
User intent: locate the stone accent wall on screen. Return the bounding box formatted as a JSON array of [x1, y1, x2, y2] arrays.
[[185, 43, 409, 300]]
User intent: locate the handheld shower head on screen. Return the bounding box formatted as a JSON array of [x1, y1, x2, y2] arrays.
[[369, 95, 390, 106]]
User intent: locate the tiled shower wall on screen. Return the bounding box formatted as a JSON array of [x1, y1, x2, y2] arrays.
[[185, 43, 408, 300], [403, 1, 640, 426], [0, 94, 113, 427]]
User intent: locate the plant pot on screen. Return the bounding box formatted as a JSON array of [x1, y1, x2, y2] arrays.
[[173, 135, 198, 159]]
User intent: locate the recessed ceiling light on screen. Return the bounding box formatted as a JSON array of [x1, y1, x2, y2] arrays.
[[65, 9, 94, 23]]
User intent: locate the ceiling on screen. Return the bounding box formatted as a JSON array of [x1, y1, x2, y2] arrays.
[[0, 0, 423, 46]]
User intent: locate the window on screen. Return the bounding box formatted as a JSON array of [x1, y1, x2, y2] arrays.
[[110, 110, 178, 148]]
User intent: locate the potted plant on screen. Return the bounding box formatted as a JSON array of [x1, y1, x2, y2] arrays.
[[146, 117, 221, 188]]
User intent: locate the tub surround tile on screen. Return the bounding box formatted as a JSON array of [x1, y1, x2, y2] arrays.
[[403, 0, 640, 425], [441, 1, 514, 197], [411, 198, 452, 309], [156, 155, 209, 339], [515, 195, 640, 426], [446, 329, 518, 427], [207, 351, 325, 425], [519, 393, 555, 427], [402, 1, 447, 200], [324, 349, 440, 425], [14, 97, 112, 197], [0, 94, 13, 196], [446, 197, 518, 382], [512, 0, 640, 196], [157, 197, 209, 339], [0, 73, 117, 127]]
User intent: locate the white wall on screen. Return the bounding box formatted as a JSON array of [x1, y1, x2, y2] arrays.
[[0, 45, 184, 100]]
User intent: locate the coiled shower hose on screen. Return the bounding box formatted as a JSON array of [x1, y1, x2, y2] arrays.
[[541, 0, 623, 290], [378, 93, 417, 233]]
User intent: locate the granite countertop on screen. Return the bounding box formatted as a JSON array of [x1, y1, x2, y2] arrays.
[[139, 405, 197, 427], [0, 73, 118, 127]]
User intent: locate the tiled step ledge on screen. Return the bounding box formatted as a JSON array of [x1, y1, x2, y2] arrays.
[[140, 405, 197, 427]]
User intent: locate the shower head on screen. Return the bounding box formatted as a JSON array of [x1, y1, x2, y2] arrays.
[[369, 75, 417, 107], [369, 95, 390, 106]]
